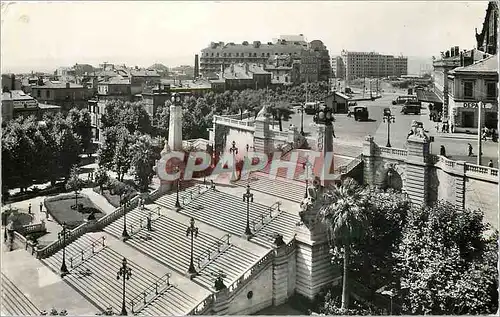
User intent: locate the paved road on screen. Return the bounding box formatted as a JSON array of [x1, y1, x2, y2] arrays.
[[287, 91, 498, 167]]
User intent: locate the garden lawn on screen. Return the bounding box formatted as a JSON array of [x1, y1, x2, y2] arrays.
[[44, 193, 105, 229], [93, 186, 137, 208]]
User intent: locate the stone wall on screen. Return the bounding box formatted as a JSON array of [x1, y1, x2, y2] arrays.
[[465, 177, 499, 228], [226, 263, 274, 315]]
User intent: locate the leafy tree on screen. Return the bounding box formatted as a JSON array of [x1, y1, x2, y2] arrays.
[[130, 134, 158, 192], [154, 102, 170, 137], [67, 108, 92, 156], [65, 166, 84, 210], [97, 126, 120, 170], [94, 166, 109, 194], [109, 178, 135, 207], [111, 128, 135, 182], [318, 178, 369, 310], [100, 100, 151, 135], [394, 201, 498, 315]]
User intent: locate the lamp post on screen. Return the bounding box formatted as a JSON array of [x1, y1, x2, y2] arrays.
[[383, 109, 396, 148], [58, 222, 69, 277], [302, 159, 311, 198], [121, 194, 130, 241], [171, 92, 181, 105], [242, 184, 254, 238], [174, 166, 181, 209], [229, 141, 238, 182], [186, 217, 199, 276], [116, 258, 132, 316], [297, 104, 305, 135]]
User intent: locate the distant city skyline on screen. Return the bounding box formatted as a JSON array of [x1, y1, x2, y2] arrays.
[[1, 1, 489, 74]]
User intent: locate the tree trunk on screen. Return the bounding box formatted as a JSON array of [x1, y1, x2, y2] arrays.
[[75, 191, 79, 210], [278, 111, 283, 132], [341, 244, 350, 310]]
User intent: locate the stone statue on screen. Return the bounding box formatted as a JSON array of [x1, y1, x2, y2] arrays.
[[407, 120, 428, 140], [256, 104, 270, 119]]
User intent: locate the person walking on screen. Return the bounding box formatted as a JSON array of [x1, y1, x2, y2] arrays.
[[440, 145, 446, 157], [467, 143, 473, 156], [28, 203, 32, 215], [488, 160, 494, 168], [39, 201, 43, 213]]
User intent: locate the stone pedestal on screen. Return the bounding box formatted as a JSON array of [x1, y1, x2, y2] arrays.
[[405, 135, 430, 206], [287, 124, 299, 143], [254, 115, 271, 153], [313, 124, 334, 187], [294, 219, 336, 300], [212, 289, 230, 315], [362, 135, 376, 186]]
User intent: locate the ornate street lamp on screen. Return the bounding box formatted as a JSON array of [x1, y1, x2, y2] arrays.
[[174, 166, 181, 209], [313, 103, 334, 126], [186, 217, 199, 276], [170, 92, 182, 105], [116, 258, 132, 316], [383, 109, 396, 148], [229, 141, 238, 182], [297, 104, 305, 135], [121, 195, 130, 241], [58, 222, 69, 277], [242, 184, 254, 238]]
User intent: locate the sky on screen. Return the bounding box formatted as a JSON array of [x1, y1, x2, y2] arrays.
[[0, 1, 490, 74]]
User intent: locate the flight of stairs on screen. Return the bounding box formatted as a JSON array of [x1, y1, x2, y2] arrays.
[[236, 173, 306, 203], [41, 234, 106, 273], [42, 246, 162, 314], [251, 211, 301, 248], [123, 216, 261, 291], [104, 206, 159, 239], [139, 287, 202, 316], [178, 189, 276, 237], [1, 272, 40, 316]]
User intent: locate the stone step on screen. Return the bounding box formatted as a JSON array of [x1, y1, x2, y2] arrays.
[[1, 272, 40, 316], [140, 287, 201, 316], [235, 175, 305, 203], [56, 247, 160, 314], [178, 190, 273, 237]]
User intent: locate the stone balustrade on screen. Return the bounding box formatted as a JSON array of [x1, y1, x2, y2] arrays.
[[68, 236, 106, 271], [226, 250, 274, 295], [195, 234, 231, 270], [189, 294, 215, 315], [375, 146, 408, 159], [269, 129, 289, 140], [213, 115, 255, 131]]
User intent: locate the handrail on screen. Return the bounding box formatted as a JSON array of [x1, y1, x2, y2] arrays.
[[249, 201, 282, 234], [68, 236, 106, 271], [180, 184, 210, 206], [195, 234, 231, 270], [127, 207, 162, 238], [130, 272, 173, 314]]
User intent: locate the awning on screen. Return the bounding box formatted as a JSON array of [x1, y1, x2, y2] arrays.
[[416, 90, 442, 104]]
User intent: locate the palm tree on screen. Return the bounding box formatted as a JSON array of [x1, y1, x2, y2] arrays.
[[318, 177, 368, 310]]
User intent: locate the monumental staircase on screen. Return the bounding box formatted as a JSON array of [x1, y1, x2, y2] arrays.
[[1, 272, 41, 316]]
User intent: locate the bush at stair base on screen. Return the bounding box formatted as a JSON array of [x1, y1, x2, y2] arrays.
[[45, 193, 105, 229]]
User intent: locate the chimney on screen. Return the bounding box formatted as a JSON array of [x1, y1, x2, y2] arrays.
[[445, 51, 450, 58], [10, 74, 15, 91], [245, 63, 249, 74], [66, 82, 70, 89], [194, 54, 199, 80], [454, 46, 459, 57]]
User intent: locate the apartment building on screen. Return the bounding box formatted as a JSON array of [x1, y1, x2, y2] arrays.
[[331, 56, 345, 78], [447, 55, 498, 133], [2, 90, 60, 123], [31, 80, 90, 111], [341, 50, 408, 80]]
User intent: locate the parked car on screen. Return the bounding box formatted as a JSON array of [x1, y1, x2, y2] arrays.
[[401, 104, 421, 115], [304, 102, 318, 115], [392, 95, 420, 105], [353, 106, 369, 121]]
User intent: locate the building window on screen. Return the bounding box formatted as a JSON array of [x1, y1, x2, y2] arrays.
[[463, 81, 473, 98], [223, 53, 226, 57], [216, 53, 219, 57], [487, 82, 497, 99], [462, 111, 475, 128], [37, 90, 41, 97], [46, 90, 50, 98]]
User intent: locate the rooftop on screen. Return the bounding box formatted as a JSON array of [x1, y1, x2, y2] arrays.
[[131, 69, 160, 77], [2, 90, 35, 101], [33, 81, 84, 89], [222, 63, 271, 80], [449, 54, 498, 75]]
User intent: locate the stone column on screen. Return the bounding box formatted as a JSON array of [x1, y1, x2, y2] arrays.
[[168, 102, 183, 151], [314, 123, 334, 187], [405, 135, 430, 206], [287, 124, 298, 144], [362, 135, 376, 186]]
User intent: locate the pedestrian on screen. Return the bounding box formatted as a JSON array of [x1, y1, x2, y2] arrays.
[[436, 122, 440, 133], [488, 160, 494, 168], [147, 215, 152, 231], [467, 143, 473, 156], [332, 126, 336, 138], [440, 145, 446, 157], [28, 203, 31, 214], [39, 201, 43, 213]]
